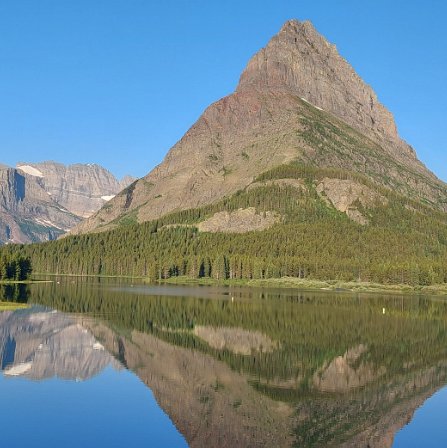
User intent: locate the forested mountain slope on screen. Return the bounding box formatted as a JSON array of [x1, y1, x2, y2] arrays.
[[5, 163, 447, 285]]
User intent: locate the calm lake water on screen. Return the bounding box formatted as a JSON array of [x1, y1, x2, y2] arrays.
[[1, 278, 447, 447]]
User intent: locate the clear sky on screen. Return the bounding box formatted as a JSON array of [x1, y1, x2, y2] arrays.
[[0, 0, 445, 180]]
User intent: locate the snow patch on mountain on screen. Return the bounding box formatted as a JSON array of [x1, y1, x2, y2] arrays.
[[17, 165, 44, 177]]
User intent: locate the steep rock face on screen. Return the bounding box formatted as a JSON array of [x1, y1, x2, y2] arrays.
[[0, 166, 80, 244], [0, 162, 135, 244], [237, 20, 420, 169], [71, 20, 447, 235], [17, 162, 135, 218]]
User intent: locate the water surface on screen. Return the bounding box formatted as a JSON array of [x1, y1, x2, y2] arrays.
[[1, 278, 447, 447]]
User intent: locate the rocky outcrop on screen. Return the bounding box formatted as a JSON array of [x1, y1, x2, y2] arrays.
[[316, 178, 387, 224], [237, 20, 420, 169], [71, 19, 447, 236], [0, 166, 80, 244], [0, 162, 135, 244], [197, 207, 280, 233]]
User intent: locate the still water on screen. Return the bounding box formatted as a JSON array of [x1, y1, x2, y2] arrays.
[[1, 278, 447, 447]]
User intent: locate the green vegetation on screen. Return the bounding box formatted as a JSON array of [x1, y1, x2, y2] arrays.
[[0, 254, 32, 281], [160, 275, 447, 294], [22, 280, 447, 383], [0, 283, 30, 303], [3, 163, 447, 287], [296, 96, 446, 207], [0, 301, 28, 311]]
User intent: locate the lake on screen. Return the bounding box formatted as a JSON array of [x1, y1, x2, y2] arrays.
[[1, 278, 447, 447]]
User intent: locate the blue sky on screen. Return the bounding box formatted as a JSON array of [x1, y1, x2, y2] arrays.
[[0, 0, 445, 180]]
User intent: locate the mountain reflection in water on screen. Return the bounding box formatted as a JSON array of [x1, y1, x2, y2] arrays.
[[0, 307, 120, 380], [1, 279, 447, 447]]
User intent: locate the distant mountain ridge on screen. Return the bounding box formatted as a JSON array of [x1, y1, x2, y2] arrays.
[[16, 161, 135, 218], [0, 161, 135, 244]]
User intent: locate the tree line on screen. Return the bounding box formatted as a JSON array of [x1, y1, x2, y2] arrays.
[[0, 254, 32, 281], [2, 164, 447, 286]]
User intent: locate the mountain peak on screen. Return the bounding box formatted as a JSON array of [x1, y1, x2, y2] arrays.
[[280, 18, 316, 35], [237, 19, 402, 148], [68, 20, 444, 237]]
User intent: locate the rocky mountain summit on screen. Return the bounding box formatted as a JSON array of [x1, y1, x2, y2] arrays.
[[70, 19, 447, 236], [236, 20, 420, 169], [0, 162, 134, 244]]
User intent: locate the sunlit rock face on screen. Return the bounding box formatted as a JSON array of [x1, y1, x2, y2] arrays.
[[0, 162, 135, 244], [0, 166, 80, 244], [17, 162, 135, 219], [0, 308, 120, 381]]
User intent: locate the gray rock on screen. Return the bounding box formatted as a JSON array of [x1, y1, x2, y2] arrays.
[[16, 161, 135, 218], [0, 162, 135, 244], [237, 20, 419, 168], [0, 167, 80, 244]]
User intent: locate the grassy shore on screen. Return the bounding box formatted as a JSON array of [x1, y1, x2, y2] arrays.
[[158, 276, 447, 295], [0, 279, 52, 285], [0, 301, 28, 311], [27, 273, 447, 296]]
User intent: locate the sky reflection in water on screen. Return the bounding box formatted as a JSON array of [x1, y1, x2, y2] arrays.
[[0, 366, 187, 448]]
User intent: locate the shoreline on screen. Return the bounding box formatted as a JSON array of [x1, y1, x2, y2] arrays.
[[31, 273, 447, 296], [159, 276, 447, 295], [156, 277, 447, 296], [0, 301, 29, 311], [0, 279, 53, 285]]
